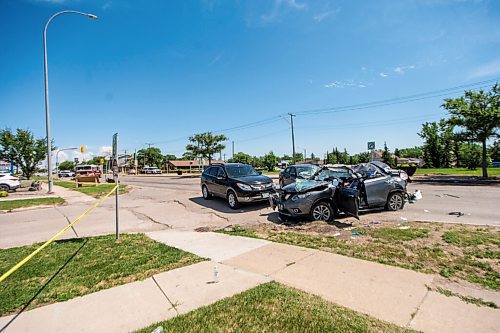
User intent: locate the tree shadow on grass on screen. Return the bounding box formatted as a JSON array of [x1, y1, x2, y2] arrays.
[[0, 238, 88, 333]]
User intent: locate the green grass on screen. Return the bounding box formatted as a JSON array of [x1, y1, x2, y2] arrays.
[[54, 180, 128, 198], [0, 234, 204, 316], [435, 287, 498, 309], [0, 197, 65, 211], [220, 224, 500, 290], [138, 282, 416, 333], [415, 167, 500, 176]]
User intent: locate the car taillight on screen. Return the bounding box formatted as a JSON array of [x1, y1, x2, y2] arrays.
[[399, 171, 408, 181]]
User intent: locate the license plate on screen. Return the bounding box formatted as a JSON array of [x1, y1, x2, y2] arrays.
[[261, 192, 270, 198]]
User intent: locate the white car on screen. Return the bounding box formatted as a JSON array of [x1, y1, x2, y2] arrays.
[[0, 173, 20, 191], [143, 167, 161, 174], [58, 170, 75, 177]]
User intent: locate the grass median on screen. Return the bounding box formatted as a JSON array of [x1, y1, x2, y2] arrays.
[[0, 233, 204, 316], [0, 197, 65, 211], [138, 282, 416, 333], [415, 167, 500, 176], [220, 223, 500, 290], [54, 180, 128, 198]]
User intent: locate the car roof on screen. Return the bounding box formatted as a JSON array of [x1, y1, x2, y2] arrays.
[[211, 163, 248, 167], [290, 164, 319, 168]]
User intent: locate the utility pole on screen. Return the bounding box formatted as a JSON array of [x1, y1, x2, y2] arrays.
[[145, 142, 153, 167], [304, 149, 306, 162], [232, 141, 235, 159], [288, 113, 296, 164]]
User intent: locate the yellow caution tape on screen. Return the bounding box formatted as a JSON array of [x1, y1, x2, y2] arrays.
[[0, 184, 119, 284]]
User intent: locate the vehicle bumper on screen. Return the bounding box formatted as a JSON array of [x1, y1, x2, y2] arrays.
[[269, 193, 314, 217], [236, 189, 275, 202]]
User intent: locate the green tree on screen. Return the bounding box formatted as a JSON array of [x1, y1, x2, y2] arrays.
[[58, 161, 76, 171], [490, 140, 500, 162], [138, 147, 164, 168], [442, 84, 500, 177], [458, 143, 482, 170], [228, 152, 252, 164], [439, 119, 455, 168], [181, 151, 197, 160], [185, 132, 227, 165], [382, 142, 394, 167], [164, 154, 177, 161], [262, 151, 277, 171], [0, 128, 49, 179], [350, 152, 370, 164], [419, 122, 442, 168], [85, 156, 105, 166], [395, 146, 423, 159]]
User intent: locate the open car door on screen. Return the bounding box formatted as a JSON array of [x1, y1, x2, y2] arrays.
[[337, 187, 359, 219]]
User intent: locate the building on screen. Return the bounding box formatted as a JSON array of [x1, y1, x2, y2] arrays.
[[166, 160, 224, 173]]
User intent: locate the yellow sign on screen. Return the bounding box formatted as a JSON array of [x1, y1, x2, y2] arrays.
[[80, 146, 85, 153], [100, 158, 105, 165]]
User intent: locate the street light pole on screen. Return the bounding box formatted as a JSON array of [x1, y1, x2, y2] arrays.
[[288, 113, 296, 164], [55, 147, 78, 172], [44, 10, 97, 193]]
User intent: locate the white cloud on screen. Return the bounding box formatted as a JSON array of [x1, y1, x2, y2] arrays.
[[324, 80, 368, 89], [208, 53, 223, 66], [393, 65, 416, 74], [261, 0, 307, 22], [313, 7, 340, 22], [99, 146, 112, 156], [379, 72, 388, 77], [469, 59, 500, 79]]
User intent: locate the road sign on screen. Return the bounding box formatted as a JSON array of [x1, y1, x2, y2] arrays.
[[74, 157, 79, 163], [367, 142, 375, 150], [100, 158, 105, 165], [112, 133, 118, 158]]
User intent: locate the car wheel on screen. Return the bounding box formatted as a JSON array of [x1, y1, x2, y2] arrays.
[[0, 184, 10, 191], [386, 192, 405, 211], [202, 185, 212, 200], [227, 191, 239, 209], [310, 201, 334, 222]]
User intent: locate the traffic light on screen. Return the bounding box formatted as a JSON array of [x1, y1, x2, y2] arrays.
[[80, 146, 85, 153]]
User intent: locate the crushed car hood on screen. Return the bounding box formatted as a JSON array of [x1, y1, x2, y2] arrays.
[[281, 179, 331, 193]]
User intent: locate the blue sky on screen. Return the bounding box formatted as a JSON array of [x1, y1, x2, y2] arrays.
[[1, 0, 499, 162]]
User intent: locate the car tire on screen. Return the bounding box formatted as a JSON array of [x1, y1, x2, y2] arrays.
[[227, 190, 240, 209], [0, 184, 10, 191], [202, 185, 212, 200], [310, 201, 334, 222], [386, 192, 405, 211]]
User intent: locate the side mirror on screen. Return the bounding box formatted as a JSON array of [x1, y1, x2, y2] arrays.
[[258, 171, 262, 175]]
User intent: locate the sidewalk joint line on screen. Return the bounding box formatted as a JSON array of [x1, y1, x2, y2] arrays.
[[152, 275, 179, 315], [268, 250, 317, 276], [406, 283, 432, 328]]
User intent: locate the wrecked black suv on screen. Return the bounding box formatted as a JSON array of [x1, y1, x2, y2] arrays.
[[270, 162, 409, 222]]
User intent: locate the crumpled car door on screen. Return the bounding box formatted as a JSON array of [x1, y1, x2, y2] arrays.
[[337, 187, 359, 219]]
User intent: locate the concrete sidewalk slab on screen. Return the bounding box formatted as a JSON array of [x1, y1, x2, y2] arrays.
[[0, 278, 174, 333], [223, 242, 316, 276], [225, 244, 434, 327], [51, 185, 96, 204], [153, 260, 271, 315], [409, 291, 500, 333], [146, 230, 270, 262]]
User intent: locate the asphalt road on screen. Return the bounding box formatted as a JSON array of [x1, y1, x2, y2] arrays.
[[121, 175, 500, 226]]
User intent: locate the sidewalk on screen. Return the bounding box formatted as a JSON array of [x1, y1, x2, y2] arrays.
[[1, 231, 498, 333]]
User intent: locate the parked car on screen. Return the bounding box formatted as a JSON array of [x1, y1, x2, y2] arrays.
[[57, 170, 75, 178], [0, 173, 20, 191], [201, 163, 275, 209], [143, 167, 161, 174], [270, 162, 409, 222], [279, 164, 321, 188]]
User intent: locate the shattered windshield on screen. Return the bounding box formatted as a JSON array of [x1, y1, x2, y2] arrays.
[[225, 165, 259, 178], [292, 179, 327, 192], [315, 167, 353, 181], [296, 165, 320, 178]]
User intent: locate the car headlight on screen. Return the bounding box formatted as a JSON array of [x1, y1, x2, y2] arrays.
[[236, 183, 252, 191], [291, 193, 310, 201]]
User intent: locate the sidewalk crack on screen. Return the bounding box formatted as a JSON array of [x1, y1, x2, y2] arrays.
[[128, 209, 171, 229], [268, 251, 317, 276], [406, 282, 433, 328], [152, 276, 179, 315]]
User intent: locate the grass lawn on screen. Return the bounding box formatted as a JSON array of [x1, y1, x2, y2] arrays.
[[415, 167, 500, 176], [0, 197, 65, 211], [0, 234, 204, 316], [220, 223, 500, 290], [53, 180, 128, 198], [138, 282, 416, 333]]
